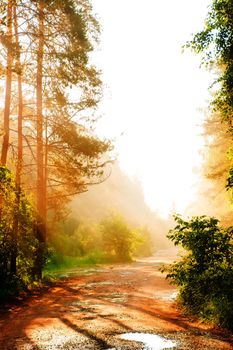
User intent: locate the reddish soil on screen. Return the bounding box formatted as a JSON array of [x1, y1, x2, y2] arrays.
[[0, 250, 232, 349]]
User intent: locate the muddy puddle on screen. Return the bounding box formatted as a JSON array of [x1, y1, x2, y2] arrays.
[[69, 300, 103, 312], [158, 291, 178, 301], [100, 292, 128, 303], [51, 267, 108, 279], [71, 281, 113, 290], [119, 333, 177, 350]]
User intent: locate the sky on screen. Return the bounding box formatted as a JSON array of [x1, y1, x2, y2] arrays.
[[91, 0, 213, 218]]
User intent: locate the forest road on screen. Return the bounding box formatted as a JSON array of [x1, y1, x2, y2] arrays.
[[0, 250, 232, 350]]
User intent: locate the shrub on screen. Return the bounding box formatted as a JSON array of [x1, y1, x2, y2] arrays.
[[100, 213, 134, 262], [47, 214, 154, 269], [133, 226, 154, 257], [0, 167, 43, 300], [165, 215, 233, 330]]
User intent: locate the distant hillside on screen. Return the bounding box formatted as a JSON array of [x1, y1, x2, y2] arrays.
[[70, 163, 173, 248]]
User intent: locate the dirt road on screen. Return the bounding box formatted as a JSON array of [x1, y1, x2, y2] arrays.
[[0, 251, 232, 349]]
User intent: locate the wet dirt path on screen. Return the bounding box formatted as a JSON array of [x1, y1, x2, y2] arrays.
[[0, 251, 232, 349]]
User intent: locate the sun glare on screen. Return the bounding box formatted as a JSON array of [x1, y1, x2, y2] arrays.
[[92, 0, 212, 217]]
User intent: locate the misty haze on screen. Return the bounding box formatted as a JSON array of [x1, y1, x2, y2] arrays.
[[0, 0, 232, 349]]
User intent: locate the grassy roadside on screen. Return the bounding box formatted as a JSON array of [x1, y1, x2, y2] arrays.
[[43, 251, 133, 279], [0, 252, 134, 303]]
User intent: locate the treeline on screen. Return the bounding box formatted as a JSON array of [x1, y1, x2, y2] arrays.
[[46, 213, 154, 272], [0, 0, 111, 297], [71, 163, 172, 249], [166, 0, 233, 331]]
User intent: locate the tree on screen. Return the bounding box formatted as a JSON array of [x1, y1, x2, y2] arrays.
[[1, 0, 13, 166], [0, 167, 38, 298], [22, 0, 110, 225], [193, 112, 233, 225], [167, 2, 233, 329], [100, 213, 134, 262], [187, 0, 233, 191], [0, 0, 112, 281], [34, 0, 46, 279], [10, 0, 24, 275], [165, 215, 233, 330], [187, 0, 233, 119], [134, 226, 154, 257]]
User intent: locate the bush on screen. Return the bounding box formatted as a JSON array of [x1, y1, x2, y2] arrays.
[[165, 215, 233, 330], [44, 250, 109, 274], [50, 221, 101, 257], [0, 167, 44, 300], [47, 213, 154, 270], [133, 226, 154, 257], [100, 213, 135, 262]]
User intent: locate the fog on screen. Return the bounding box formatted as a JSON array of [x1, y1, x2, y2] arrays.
[[70, 163, 175, 249]]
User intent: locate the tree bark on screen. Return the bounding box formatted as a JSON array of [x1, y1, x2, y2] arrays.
[[10, 0, 23, 275], [35, 0, 46, 279], [1, 0, 13, 166]]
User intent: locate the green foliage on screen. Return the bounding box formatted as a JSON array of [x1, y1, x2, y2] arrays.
[[165, 215, 233, 330], [46, 212, 153, 271], [133, 226, 154, 257], [187, 0, 233, 119], [0, 167, 47, 300], [179, 1, 233, 328], [0, 0, 112, 296], [44, 250, 107, 276], [100, 213, 135, 262], [226, 166, 233, 190], [50, 219, 101, 257], [187, 0, 233, 191]]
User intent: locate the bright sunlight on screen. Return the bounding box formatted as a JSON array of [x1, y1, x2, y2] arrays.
[[1, 0, 233, 348], [92, 0, 212, 217]]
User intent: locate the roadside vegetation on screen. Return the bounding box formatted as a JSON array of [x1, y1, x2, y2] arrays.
[[165, 215, 233, 330], [1, 0, 233, 336], [0, 0, 112, 300], [45, 213, 154, 276], [0, 167, 39, 299], [165, 0, 233, 331]]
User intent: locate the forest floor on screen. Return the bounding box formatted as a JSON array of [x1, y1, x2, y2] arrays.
[[0, 250, 232, 350]]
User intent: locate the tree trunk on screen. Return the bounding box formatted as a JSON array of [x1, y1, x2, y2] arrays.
[[10, 0, 23, 275], [35, 0, 46, 279], [1, 0, 13, 166], [44, 115, 48, 228], [14, 3, 23, 189]]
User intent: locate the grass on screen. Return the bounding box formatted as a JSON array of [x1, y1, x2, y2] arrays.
[[43, 251, 124, 278]]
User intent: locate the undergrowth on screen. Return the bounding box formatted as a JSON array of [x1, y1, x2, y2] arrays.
[[164, 215, 233, 331]]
